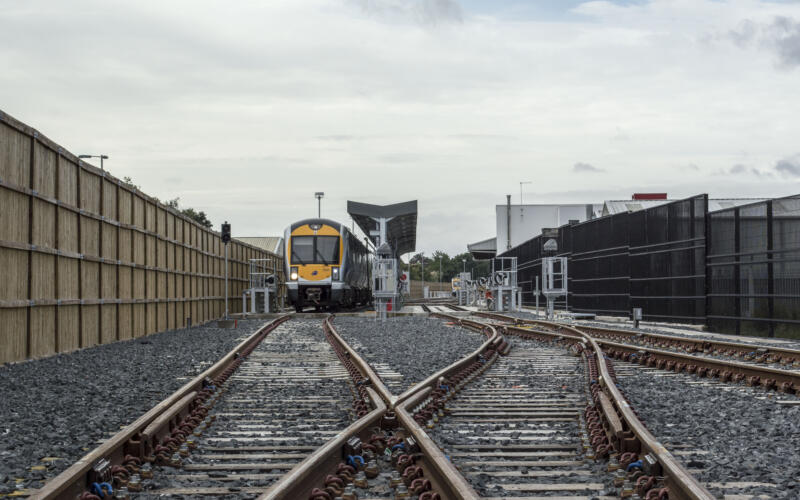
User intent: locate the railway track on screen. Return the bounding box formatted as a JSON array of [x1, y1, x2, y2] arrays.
[[426, 313, 715, 500], [27, 311, 723, 500], [29, 316, 388, 500], [476, 312, 800, 396], [138, 319, 357, 497], [428, 337, 611, 498]]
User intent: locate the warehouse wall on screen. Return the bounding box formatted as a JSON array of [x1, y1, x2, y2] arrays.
[[0, 109, 282, 363]]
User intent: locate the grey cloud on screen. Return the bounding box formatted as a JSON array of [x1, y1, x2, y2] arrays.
[[726, 16, 800, 68], [730, 164, 747, 174], [573, 162, 604, 173], [723, 164, 771, 177], [775, 155, 800, 177], [350, 0, 462, 25], [728, 19, 758, 48], [766, 17, 800, 68]]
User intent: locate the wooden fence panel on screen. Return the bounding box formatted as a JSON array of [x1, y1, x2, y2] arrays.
[[0, 109, 282, 364]]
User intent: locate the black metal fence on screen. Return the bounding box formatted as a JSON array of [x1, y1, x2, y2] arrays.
[[497, 193, 800, 339], [707, 195, 800, 338]]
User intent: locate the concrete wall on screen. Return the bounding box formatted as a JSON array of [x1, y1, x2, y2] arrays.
[[496, 204, 594, 252]]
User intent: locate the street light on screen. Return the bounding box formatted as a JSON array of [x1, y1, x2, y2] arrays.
[[78, 154, 109, 170], [315, 192, 324, 218], [520, 181, 531, 204], [462, 258, 466, 274]]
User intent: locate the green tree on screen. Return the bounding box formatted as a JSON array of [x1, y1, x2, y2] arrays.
[[406, 251, 490, 282]]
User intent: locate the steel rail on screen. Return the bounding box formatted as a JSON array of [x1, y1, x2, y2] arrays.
[[577, 323, 800, 364], [481, 311, 800, 364], [262, 313, 508, 500], [323, 314, 395, 406], [478, 312, 800, 393], [394, 313, 506, 407], [394, 387, 481, 499], [32, 315, 291, 500], [471, 312, 714, 500], [258, 387, 386, 500]]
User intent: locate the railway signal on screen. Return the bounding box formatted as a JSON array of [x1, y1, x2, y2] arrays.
[[222, 221, 231, 319]]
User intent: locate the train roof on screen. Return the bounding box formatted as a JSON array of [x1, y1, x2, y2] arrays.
[[289, 218, 343, 231]]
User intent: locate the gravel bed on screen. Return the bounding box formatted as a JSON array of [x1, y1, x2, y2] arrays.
[[139, 319, 354, 499], [0, 320, 268, 494], [616, 367, 800, 498], [428, 335, 615, 497], [333, 316, 486, 391]]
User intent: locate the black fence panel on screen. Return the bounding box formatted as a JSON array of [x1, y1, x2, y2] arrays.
[[707, 194, 800, 338], [629, 195, 707, 323], [569, 213, 630, 316], [496, 193, 800, 339]]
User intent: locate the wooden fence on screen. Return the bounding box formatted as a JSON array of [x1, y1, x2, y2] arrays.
[[0, 109, 282, 364]]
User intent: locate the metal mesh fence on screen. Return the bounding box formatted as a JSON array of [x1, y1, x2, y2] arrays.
[[498, 193, 800, 338], [707, 194, 800, 338]]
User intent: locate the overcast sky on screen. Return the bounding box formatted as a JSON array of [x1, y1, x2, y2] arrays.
[[2, 0, 800, 256]]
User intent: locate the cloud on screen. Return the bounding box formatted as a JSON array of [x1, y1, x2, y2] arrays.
[[573, 162, 604, 173], [348, 0, 463, 25], [726, 16, 800, 68], [766, 16, 800, 68], [775, 155, 800, 177]]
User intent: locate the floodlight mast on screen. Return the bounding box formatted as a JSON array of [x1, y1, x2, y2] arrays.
[[315, 192, 324, 218]]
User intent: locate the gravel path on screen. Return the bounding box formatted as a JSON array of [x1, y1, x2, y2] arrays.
[[616, 364, 800, 498], [333, 316, 485, 393], [0, 320, 268, 494]]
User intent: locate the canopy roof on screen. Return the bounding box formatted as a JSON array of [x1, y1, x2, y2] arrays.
[[347, 200, 417, 256]]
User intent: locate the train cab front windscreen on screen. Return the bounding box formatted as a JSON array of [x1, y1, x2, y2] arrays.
[[291, 236, 340, 265]]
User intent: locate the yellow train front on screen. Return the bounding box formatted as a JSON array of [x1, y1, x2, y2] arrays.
[[283, 218, 371, 312]]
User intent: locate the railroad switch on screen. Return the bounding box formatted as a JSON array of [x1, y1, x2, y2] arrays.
[[381, 411, 398, 429]]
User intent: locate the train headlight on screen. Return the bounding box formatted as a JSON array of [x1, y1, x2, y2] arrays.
[[290, 267, 298, 281], [332, 266, 340, 280]]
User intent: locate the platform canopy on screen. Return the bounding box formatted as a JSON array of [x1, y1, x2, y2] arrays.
[[467, 236, 497, 260], [347, 200, 417, 257]]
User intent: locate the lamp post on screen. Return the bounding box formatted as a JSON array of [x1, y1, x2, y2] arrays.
[[78, 154, 109, 170], [315, 192, 324, 218], [519, 181, 531, 204]]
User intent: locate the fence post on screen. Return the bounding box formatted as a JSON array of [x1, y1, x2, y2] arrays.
[[767, 200, 774, 337]]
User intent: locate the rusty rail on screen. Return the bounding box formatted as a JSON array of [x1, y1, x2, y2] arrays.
[[32, 315, 291, 500], [394, 313, 507, 407], [472, 312, 714, 500], [479, 312, 800, 394], [259, 387, 386, 499]]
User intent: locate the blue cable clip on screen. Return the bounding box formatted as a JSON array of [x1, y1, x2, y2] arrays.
[[626, 460, 643, 471]]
